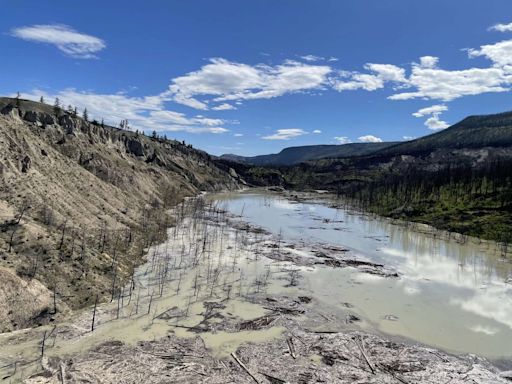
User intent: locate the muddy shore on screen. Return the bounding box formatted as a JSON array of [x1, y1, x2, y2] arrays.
[[1, 196, 509, 383]]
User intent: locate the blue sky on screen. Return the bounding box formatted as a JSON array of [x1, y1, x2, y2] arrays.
[[2, 0, 512, 155]]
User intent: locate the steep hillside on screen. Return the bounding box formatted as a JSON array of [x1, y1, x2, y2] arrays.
[[0, 97, 238, 331], [221, 142, 397, 165], [378, 111, 512, 156]]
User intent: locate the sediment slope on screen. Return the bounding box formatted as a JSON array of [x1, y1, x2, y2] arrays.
[[0, 97, 238, 331]]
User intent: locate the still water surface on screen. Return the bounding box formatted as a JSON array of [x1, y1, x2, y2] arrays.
[[216, 191, 512, 359]]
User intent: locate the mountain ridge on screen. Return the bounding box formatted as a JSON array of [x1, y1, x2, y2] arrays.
[[222, 109, 512, 165], [220, 142, 398, 166]]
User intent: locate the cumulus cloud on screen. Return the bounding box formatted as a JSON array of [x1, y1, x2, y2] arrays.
[[262, 128, 307, 140], [402, 136, 415, 140], [467, 39, 512, 67], [419, 56, 439, 68], [313, 129, 322, 134], [412, 104, 450, 130], [168, 58, 332, 109], [334, 136, 351, 144], [332, 38, 512, 103], [489, 22, 512, 32], [22, 89, 229, 134], [10, 24, 105, 59], [412, 104, 448, 117], [332, 63, 407, 91], [389, 65, 510, 101], [424, 115, 450, 130], [358, 135, 382, 143], [233, 133, 244, 137]]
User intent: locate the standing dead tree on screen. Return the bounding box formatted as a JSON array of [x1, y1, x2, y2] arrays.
[[8, 201, 30, 252]]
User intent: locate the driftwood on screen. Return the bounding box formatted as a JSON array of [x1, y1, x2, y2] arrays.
[[355, 336, 375, 374], [286, 337, 296, 359], [231, 352, 260, 384]]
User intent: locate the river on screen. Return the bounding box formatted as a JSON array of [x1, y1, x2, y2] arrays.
[[213, 191, 512, 360]]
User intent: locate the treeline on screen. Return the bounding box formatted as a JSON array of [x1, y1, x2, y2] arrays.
[[340, 159, 512, 243]]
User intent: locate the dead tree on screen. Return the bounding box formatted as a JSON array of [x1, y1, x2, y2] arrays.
[[8, 201, 29, 252], [91, 295, 98, 331]]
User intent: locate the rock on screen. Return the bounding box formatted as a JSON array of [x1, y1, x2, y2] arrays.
[[23, 110, 38, 123], [59, 114, 76, 134], [41, 149, 48, 157], [127, 139, 145, 157], [22, 110, 56, 126], [21, 155, 31, 173], [1, 104, 20, 118], [39, 113, 55, 125]]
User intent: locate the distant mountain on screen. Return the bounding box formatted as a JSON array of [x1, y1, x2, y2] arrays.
[[221, 142, 397, 166], [376, 111, 512, 156]]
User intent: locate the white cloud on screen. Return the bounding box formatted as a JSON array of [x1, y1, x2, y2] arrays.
[[334, 136, 351, 144], [168, 58, 332, 109], [389, 63, 510, 101], [412, 104, 448, 117], [489, 22, 512, 32], [300, 54, 324, 62], [172, 93, 208, 110], [233, 133, 244, 137], [402, 136, 415, 141], [419, 56, 439, 68], [262, 128, 307, 140], [10, 24, 105, 59], [468, 39, 512, 67], [313, 129, 322, 134], [212, 103, 236, 110], [332, 63, 407, 92], [424, 115, 450, 130], [358, 135, 382, 143], [22, 89, 229, 134], [412, 104, 450, 130]]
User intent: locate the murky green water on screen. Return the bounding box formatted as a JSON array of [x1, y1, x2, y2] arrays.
[[214, 191, 512, 359]]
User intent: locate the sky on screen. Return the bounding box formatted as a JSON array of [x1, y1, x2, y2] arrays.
[[1, 0, 512, 156]]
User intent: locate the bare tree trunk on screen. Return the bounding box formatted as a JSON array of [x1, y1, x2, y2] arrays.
[[91, 295, 98, 331]]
